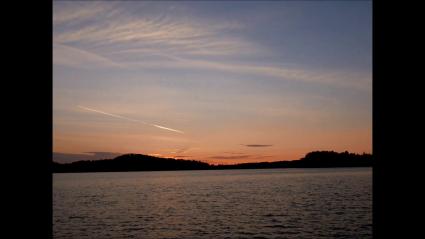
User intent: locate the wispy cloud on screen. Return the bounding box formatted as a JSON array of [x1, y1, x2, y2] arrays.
[[254, 155, 274, 159], [209, 155, 251, 160], [53, 2, 371, 91], [53, 43, 124, 69], [78, 105, 184, 134], [223, 152, 247, 155], [208, 154, 273, 160], [174, 155, 191, 158], [53, 2, 117, 26], [169, 147, 193, 154], [243, 144, 273, 147], [53, 3, 253, 57], [53, 151, 121, 163], [126, 57, 371, 91], [54, 41, 370, 90]]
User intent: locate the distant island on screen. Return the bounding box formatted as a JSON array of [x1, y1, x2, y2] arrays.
[[52, 151, 372, 173]]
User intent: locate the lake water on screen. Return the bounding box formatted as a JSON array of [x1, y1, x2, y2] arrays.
[[53, 168, 372, 238]]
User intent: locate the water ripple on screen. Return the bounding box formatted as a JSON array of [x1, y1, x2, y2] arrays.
[[54, 168, 372, 238]]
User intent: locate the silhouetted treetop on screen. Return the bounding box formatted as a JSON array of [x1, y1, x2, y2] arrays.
[[53, 151, 372, 173], [301, 151, 372, 161]]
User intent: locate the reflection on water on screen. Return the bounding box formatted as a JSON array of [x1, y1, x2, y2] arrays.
[[53, 168, 372, 238]]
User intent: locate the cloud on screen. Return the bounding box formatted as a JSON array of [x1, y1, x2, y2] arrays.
[[223, 152, 246, 155], [53, 2, 117, 26], [53, 3, 254, 57], [254, 155, 274, 159], [169, 147, 192, 154], [209, 155, 251, 160], [53, 2, 371, 91], [208, 154, 274, 161], [125, 57, 371, 91], [106, 50, 369, 91], [53, 43, 124, 69], [151, 136, 189, 143], [243, 144, 273, 147], [174, 155, 191, 158], [53, 151, 121, 163]]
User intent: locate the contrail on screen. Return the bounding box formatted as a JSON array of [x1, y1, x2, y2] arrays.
[[77, 105, 184, 134], [152, 124, 184, 134], [78, 105, 143, 123]]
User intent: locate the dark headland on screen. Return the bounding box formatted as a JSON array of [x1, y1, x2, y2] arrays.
[[52, 151, 372, 173]]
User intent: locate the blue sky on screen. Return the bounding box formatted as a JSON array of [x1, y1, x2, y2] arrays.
[[53, 1, 372, 164]]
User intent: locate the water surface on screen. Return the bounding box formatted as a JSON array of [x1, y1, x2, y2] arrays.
[[54, 168, 372, 238]]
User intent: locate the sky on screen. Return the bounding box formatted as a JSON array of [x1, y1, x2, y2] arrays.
[[53, 1, 372, 164]]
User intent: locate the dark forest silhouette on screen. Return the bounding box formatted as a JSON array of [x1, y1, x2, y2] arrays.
[[52, 151, 372, 173]]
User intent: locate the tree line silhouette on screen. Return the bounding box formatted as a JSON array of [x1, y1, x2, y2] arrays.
[[52, 151, 372, 173]]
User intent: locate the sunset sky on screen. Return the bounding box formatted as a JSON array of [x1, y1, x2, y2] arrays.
[[53, 1, 372, 164]]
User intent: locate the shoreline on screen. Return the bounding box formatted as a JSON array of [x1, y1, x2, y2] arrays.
[[52, 165, 372, 174]]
